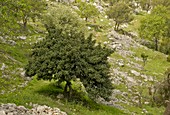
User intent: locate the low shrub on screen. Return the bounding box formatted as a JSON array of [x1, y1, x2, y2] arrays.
[[167, 55, 170, 62]]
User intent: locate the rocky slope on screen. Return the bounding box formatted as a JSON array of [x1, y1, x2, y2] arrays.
[[98, 29, 170, 114]]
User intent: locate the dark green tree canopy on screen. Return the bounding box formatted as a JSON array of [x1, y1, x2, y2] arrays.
[[25, 5, 113, 100]]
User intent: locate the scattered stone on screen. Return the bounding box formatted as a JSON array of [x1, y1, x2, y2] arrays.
[[0, 103, 67, 115], [144, 102, 149, 105], [127, 77, 136, 84], [0, 110, 6, 115], [0, 90, 5, 95], [72, 6, 79, 11], [87, 26, 91, 30], [130, 70, 140, 76], [103, 41, 108, 45], [120, 23, 128, 28], [57, 94, 64, 99], [1, 63, 6, 70], [24, 77, 32, 81], [116, 59, 125, 67], [18, 36, 27, 40], [7, 40, 16, 46], [142, 108, 148, 114], [122, 92, 128, 97]]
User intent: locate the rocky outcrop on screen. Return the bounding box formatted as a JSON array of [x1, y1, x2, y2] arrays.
[[0, 103, 67, 115]]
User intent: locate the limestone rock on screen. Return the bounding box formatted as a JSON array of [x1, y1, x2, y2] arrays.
[[130, 70, 140, 76], [18, 36, 27, 40], [0, 110, 6, 115], [0, 103, 67, 115], [1, 63, 6, 70]]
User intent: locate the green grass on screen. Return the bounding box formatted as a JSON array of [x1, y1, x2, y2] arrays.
[[121, 103, 165, 115], [0, 77, 124, 115], [130, 47, 170, 79], [124, 14, 145, 34], [0, 42, 29, 91]]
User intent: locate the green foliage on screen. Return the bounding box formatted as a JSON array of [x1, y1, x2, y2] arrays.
[[139, 5, 170, 51], [77, 2, 99, 22], [167, 55, 170, 62], [139, 15, 167, 51], [0, 0, 46, 36], [153, 68, 170, 106], [141, 52, 148, 67], [15, 0, 46, 28], [160, 38, 170, 55], [0, 0, 20, 36], [43, 5, 86, 35], [151, 0, 170, 7], [151, 5, 170, 37], [139, 15, 167, 40], [106, 1, 134, 30], [26, 5, 113, 100]]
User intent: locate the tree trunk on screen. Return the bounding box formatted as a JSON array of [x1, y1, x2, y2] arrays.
[[114, 22, 118, 31], [85, 17, 88, 22], [63, 81, 72, 99], [114, 22, 120, 31], [154, 37, 158, 51], [23, 15, 28, 29], [117, 23, 120, 31]]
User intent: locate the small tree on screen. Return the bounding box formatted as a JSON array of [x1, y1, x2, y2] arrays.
[[141, 52, 148, 67], [25, 5, 113, 100], [0, 0, 46, 36], [77, 2, 99, 22], [15, 0, 46, 29], [0, 0, 20, 36], [153, 68, 170, 106], [139, 14, 167, 51], [106, 1, 134, 31]]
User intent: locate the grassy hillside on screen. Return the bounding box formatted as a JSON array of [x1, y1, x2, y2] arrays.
[[0, 77, 124, 115], [0, 2, 170, 115]]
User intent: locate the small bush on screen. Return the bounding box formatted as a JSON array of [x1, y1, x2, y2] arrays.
[[153, 68, 170, 106], [167, 55, 170, 62]]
